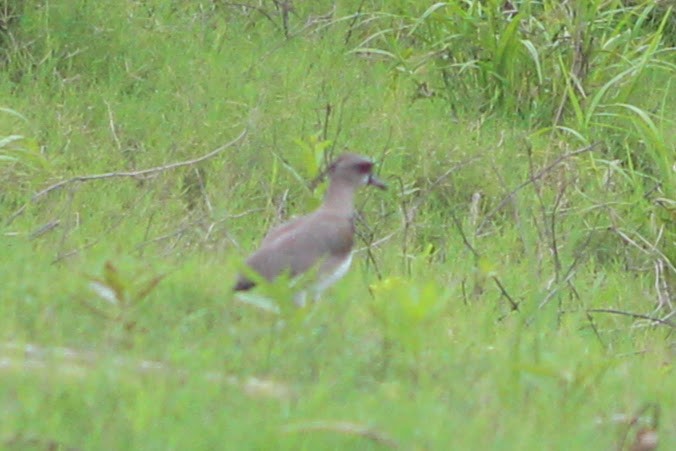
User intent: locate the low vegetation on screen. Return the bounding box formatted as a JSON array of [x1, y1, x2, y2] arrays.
[[1, 1, 673, 449]]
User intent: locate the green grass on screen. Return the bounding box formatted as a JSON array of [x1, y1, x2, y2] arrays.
[[1, 1, 674, 449]]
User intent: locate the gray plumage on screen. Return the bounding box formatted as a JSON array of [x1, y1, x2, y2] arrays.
[[234, 153, 385, 295]]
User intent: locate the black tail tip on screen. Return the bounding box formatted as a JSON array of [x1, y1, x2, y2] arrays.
[[233, 278, 255, 291]]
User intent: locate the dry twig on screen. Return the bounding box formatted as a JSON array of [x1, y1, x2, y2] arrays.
[[281, 420, 400, 448], [587, 308, 675, 329], [477, 142, 601, 233], [6, 129, 248, 225]]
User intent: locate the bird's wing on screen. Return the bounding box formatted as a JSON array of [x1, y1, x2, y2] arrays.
[[259, 216, 305, 248], [234, 215, 308, 291], [239, 214, 353, 287]]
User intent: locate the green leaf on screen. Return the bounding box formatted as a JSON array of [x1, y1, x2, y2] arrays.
[[133, 274, 165, 304], [408, 2, 449, 37], [0, 134, 24, 148], [103, 261, 128, 305], [494, 13, 523, 80], [0, 107, 29, 122], [520, 39, 542, 85]]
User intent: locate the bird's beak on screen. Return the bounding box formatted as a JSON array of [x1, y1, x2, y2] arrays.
[[368, 174, 387, 190]]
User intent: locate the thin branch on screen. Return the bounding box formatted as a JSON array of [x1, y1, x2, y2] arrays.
[[344, 0, 367, 45], [536, 268, 578, 311], [587, 308, 675, 329], [478, 142, 601, 233], [551, 181, 566, 283], [271, 0, 293, 38], [583, 309, 606, 348], [218, 2, 282, 32], [135, 208, 263, 251], [52, 212, 128, 264], [550, 179, 569, 325], [3, 435, 80, 451], [526, 142, 547, 247], [449, 207, 519, 311], [613, 227, 676, 274], [492, 276, 519, 312], [321, 102, 332, 142], [281, 421, 399, 449], [105, 100, 122, 151], [449, 209, 479, 259], [355, 231, 397, 253], [29, 219, 60, 239], [354, 212, 383, 280], [567, 276, 606, 348], [6, 129, 248, 225]]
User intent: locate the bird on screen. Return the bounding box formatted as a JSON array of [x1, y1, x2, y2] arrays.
[[233, 153, 386, 306]]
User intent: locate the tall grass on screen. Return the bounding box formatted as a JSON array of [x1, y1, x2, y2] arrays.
[[350, 0, 675, 286]]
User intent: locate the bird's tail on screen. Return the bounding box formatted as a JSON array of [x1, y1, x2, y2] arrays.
[[233, 277, 255, 291]]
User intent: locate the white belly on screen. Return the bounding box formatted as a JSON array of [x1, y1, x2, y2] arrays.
[[238, 254, 355, 310], [313, 253, 353, 295]]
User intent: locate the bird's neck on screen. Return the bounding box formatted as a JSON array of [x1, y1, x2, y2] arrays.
[[322, 180, 356, 216]]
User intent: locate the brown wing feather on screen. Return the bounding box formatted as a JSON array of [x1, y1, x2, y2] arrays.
[[234, 215, 308, 291], [260, 216, 305, 248], [233, 212, 353, 291]]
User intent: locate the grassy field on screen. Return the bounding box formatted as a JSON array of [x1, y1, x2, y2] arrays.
[[1, 1, 674, 449]]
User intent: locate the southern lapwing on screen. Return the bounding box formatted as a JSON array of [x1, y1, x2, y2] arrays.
[[234, 153, 386, 305]]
